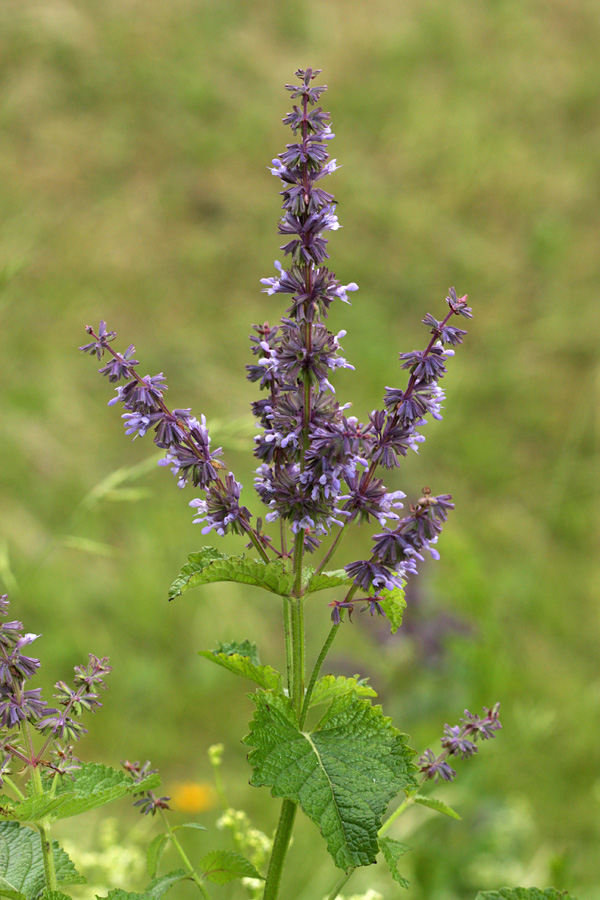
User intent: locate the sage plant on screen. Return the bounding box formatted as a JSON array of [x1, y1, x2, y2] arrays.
[[77, 68, 502, 899]]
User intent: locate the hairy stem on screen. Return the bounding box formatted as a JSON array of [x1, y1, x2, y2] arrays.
[[299, 621, 340, 728], [283, 597, 293, 698], [262, 799, 298, 900]]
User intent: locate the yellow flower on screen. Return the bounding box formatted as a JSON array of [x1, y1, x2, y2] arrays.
[[170, 781, 216, 813]]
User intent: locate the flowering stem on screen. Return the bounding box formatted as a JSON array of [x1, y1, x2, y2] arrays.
[[246, 527, 272, 564], [262, 798, 297, 900], [290, 595, 305, 719], [378, 790, 416, 836], [325, 871, 353, 900], [299, 621, 340, 728], [315, 520, 350, 575], [283, 598, 293, 698], [263, 532, 306, 899], [158, 809, 212, 899], [24, 722, 58, 891]]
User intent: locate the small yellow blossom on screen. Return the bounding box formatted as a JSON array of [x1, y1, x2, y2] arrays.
[[169, 781, 216, 813]]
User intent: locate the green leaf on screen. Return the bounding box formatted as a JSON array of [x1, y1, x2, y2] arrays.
[[97, 892, 148, 900], [245, 691, 417, 871], [379, 837, 410, 888], [413, 793, 461, 820], [476, 890, 578, 900], [215, 639, 261, 664], [199, 650, 282, 692], [144, 869, 188, 898], [43, 763, 160, 822], [0, 795, 69, 823], [147, 833, 168, 879], [40, 893, 73, 900], [97, 873, 189, 900], [171, 823, 207, 833], [200, 849, 262, 885], [0, 822, 85, 900], [377, 586, 406, 634], [309, 674, 377, 707], [169, 548, 294, 600], [305, 570, 352, 594]]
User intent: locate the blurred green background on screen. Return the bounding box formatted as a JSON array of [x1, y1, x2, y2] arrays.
[[1, 0, 599, 897]]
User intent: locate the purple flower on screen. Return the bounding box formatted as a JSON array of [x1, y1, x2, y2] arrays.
[[190, 474, 251, 536], [79, 321, 117, 359], [0, 687, 47, 728], [418, 748, 457, 783], [441, 724, 478, 759], [345, 560, 403, 594]]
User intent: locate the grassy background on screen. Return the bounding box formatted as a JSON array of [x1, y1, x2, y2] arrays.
[[1, 0, 599, 897]]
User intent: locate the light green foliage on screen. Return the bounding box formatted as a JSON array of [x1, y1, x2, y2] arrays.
[[376, 587, 406, 634], [412, 792, 461, 820], [216, 808, 272, 897], [199, 849, 263, 884], [199, 640, 283, 691], [379, 837, 410, 889], [0, 764, 159, 824], [169, 548, 294, 599], [95, 870, 188, 900], [476, 891, 578, 900], [0, 822, 85, 899], [63, 818, 146, 900], [245, 691, 417, 870], [309, 674, 377, 707], [304, 570, 352, 594], [146, 825, 206, 879]]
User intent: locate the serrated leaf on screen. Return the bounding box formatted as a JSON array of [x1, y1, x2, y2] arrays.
[[199, 651, 282, 692], [40, 893, 73, 900], [0, 821, 85, 900], [245, 692, 417, 871], [379, 837, 410, 889], [305, 570, 352, 594], [97, 891, 147, 900], [215, 639, 261, 664], [309, 674, 377, 707], [377, 586, 406, 634], [413, 793, 461, 820], [44, 763, 160, 821], [144, 869, 188, 898], [200, 850, 262, 885], [147, 833, 169, 879], [169, 548, 294, 600], [476, 890, 578, 900], [0, 795, 68, 823]]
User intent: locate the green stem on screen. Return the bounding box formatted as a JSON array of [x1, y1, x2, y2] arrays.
[[290, 596, 305, 718], [262, 799, 297, 900], [30, 767, 58, 890], [325, 870, 353, 900], [326, 790, 418, 899], [315, 520, 351, 575], [3, 775, 25, 801], [159, 810, 213, 899], [246, 527, 272, 564], [378, 791, 416, 836], [283, 598, 293, 699], [299, 621, 340, 728], [19, 722, 57, 891]]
